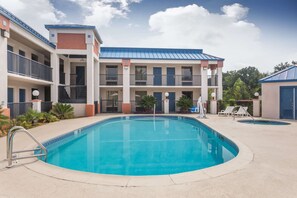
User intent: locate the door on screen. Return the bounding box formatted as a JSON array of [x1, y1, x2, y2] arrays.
[[153, 92, 162, 112], [76, 66, 85, 85], [167, 68, 175, 86], [295, 88, 297, 120], [169, 92, 176, 112], [19, 89, 26, 115], [280, 87, 294, 119], [8, 88, 14, 103], [153, 67, 162, 86]]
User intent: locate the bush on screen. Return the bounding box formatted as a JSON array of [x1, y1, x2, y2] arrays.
[[40, 112, 59, 123], [140, 95, 156, 113], [16, 109, 43, 129], [50, 103, 74, 119], [176, 96, 193, 113], [0, 106, 9, 135]]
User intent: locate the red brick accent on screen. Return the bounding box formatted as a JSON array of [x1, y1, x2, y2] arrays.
[[85, 104, 95, 117], [0, 15, 10, 31], [201, 60, 208, 68], [122, 103, 131, 114], [93, 39, 99, 55], [2, 108, 10, 119], [122, 59, 131, 67], [57, 33, 86, 50], [217, 60, 224, 67]]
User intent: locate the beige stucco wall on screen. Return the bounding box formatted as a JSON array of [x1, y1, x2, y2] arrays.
[[8, 79, 47, 103], [261, 82, 297, 119]]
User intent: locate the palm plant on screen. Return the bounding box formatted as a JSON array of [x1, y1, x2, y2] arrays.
[[50, 103, 74, 119], [176, 96, 193, 113], [0, 106, 9, 135], [140, 95, 156, 113]]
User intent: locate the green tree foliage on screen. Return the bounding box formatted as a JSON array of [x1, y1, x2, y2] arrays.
[[273, 61, 296, 73], [50, 103, 74, 119], [140, 95, 156, 112], [223, 66, 267, 101], [176, 96, 193, 113]]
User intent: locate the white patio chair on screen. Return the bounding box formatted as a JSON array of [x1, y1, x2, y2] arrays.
[[234, 106, 249, 117], [218, 106, 235, 116]]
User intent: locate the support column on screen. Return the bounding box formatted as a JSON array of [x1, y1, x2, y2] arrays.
[[122, 59, 131, 114], [217, 61, 223, 100], [86, 44, 95, 116], [50, 53, 59, 103], [201, 60, 208, 103], [211, 66, 216, 86], [94, 60, 100, 113], [0, 30, 8, 108], [64, 57, 71, 85]]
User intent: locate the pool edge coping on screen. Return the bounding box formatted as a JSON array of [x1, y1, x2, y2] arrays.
[[23, 114, 254, 187]]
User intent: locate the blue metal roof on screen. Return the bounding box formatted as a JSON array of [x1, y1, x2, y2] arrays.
[[260, 66, 297, 83], [0, 6, 55, 48], [45, 24, 103, 44], [99, 47, 224, 61]]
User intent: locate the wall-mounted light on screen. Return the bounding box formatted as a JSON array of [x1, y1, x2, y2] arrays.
[[32, 90, 40, 100], [165, 92, 169, 99], [211, 92, 216, 100]]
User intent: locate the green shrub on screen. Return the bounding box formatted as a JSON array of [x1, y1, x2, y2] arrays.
[[40, 112, 59, 123], [16, 109, 43, 129], [0, 106, 9, 135], [50, 103, 74, 119], [140, 95, 156, 113], [176, 96, 193, 113]]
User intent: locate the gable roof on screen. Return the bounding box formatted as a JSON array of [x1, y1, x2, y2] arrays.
[[99, 47, 224, 61], [45, 24, 103, 44], [260, 66, 297, 83], [0, 6, 55, 48]]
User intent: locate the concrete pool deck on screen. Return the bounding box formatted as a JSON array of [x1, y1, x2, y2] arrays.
[[0, 114, 297, 197]]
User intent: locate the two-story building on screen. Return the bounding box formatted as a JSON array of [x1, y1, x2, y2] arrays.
[[0, 6, 224, 117]]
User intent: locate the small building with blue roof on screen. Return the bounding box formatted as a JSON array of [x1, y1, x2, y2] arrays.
[[260, 65, 297, 119]]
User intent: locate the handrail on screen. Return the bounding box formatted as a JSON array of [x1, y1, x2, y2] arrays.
[[7, 126, 47, 167]]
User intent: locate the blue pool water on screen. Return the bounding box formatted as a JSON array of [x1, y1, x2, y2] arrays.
[[43, 116, 238, 176], [238, 120, 290, 125]]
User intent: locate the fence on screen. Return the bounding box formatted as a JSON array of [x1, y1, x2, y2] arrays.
[[8, 102, 32, 118], [100, 99, 123, 113]]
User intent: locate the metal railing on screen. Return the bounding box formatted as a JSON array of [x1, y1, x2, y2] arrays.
[[7, 51, 52, 81], [58, 85, 87, 103], [100, 99, 122, 113], [60, 72, 65, 84], [7, 102, 33, 118], [208, 75, 218, 86], [130, 75, 201, 86], [7, 126, 47, 167], [41, 101, 53, 112], [100, 74, 123, 85]]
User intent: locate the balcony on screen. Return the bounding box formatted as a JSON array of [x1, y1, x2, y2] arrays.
[[7, 51, 52, 82], [58, 85, 87, 103], [208, 75, 218, 86], [100, 74, 123, 86], [130, 75, 202, 86]]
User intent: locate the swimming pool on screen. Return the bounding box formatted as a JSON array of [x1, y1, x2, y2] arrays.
[[42, 116, 238, 176], [238, 120, 290, 125]]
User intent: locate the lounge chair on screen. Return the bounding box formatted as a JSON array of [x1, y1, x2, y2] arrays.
[[189, 106, 198, 113], [234, 106, 249, 117], [218, 106, 235, 116]]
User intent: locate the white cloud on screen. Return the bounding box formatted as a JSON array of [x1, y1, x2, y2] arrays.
[[139, 3, 296, 71], [0, 0, 65, 37], [221, 3, 249, 20], [69, 0, 141, 27]]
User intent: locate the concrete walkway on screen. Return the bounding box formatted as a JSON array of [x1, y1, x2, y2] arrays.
[[0, 114, 296, 198]]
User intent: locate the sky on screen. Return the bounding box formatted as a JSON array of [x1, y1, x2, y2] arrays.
[[1, 0, 296, 72]]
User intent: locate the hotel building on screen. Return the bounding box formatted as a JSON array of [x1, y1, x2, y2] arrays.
[[0, 6, 224, 117]]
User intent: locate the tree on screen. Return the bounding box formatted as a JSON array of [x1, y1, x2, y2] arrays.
[[273, 61, 296, 73], [176, 96, 192, 113], [140, 95, 156, 112]]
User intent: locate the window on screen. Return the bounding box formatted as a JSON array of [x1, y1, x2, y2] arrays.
[[135, 66, 147, 81], [19, 50, 25, 57], [31, 54, 38, 62], [44, 60, 50, 66], [7, 88, 14, 103], [106, 91, 118, 112], [182, 67, 193, 81], [7, 45, 13, 52], [106, 65, 118, 80]]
